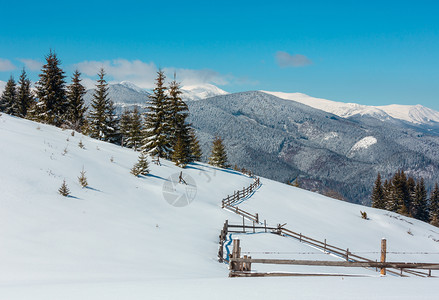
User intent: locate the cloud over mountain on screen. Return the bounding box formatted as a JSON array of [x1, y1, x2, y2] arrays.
[[275, 51, 312, 68]]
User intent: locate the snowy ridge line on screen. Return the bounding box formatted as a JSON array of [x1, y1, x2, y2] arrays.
[[219, 177, 430, 277]]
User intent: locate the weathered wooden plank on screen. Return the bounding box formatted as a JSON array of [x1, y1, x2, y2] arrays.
[[229, 258, 439, 269], [230, 272, 369, 278]]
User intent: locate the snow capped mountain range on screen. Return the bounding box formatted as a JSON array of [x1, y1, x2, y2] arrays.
[[262, 91, 439, 126]]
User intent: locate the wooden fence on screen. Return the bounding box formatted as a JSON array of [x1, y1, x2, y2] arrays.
[[219, 177, 436, 278]]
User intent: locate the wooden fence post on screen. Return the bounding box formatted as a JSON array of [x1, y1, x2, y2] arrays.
[[253, 221, 255, 233], [243, 216, 245, 233], [256, 213, 259, 223], [324, 239, 327, 253], [230, 239, 241, 271], [264, 220, 267, 232], [346, 248, 349, 261], [381, 238, 387, 276]]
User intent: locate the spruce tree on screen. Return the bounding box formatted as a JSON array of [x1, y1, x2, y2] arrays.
[[172, 136, 187, 167], [35, 50, 68, 126], [430, 183, 439, 226], [141, 70, 172, 158], [391, 170, 410, 213], [0, 76, 18, 115], [121, 106, 143, 150], [208, 136, 229, 168], [88, 68, 118, 142], [119, 109, 132, 147], [128, 107, 143, 150], [131, 152, 149, 176], [168, 75, 191, 162], [16, 69, 34, 118], [412, 178, 429, 221], [58, 179, 70, 196], [105, 98, 120, 144], [66, 70, 87, 131], [78, 167, 88, 187], [383, 179, 396, 211], [189, 128, 202, 162], [371, 173, 386, 209]]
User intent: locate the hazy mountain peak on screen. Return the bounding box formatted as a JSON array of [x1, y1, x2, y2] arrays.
[[119, 81, 149, 94], [181, 83, 228, 101]]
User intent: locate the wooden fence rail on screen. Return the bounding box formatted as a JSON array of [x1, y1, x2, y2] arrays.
[[230, 258, 439, 270], [228, 239, 438, 278], [221, 177, 261, 223]]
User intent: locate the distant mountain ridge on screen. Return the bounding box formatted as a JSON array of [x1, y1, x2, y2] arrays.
[[83, 81, 228, 112], [262, 91, 439, 128]]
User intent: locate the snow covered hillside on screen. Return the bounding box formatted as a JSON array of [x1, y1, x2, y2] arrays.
[[262, 91, 439, 126], [0, 114, 438, 299]]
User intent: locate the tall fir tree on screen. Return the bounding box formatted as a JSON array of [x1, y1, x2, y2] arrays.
[[88, 68, 118, 142], [189, 128, 202, 162], [119, 109, 132, 147], [0, 76, 18, 115], [141, 70, 172, 158], [412, 178, 429, 222], [208, 136, 229, 168], [127, 106, 143, 150], [392, 170, 411, 214], [168, 75, 192, 165], [34, 50, 68, 126], [384, 179, 397, 211], [371, 173, 386, 209], [430, 183, 439, 226], [105, 97, 120, 144], [172, 136, 187, 167], [16, 69, 34, 118], [66, 70, 87, 131]]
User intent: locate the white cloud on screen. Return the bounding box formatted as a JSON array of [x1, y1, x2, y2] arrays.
[[163, 67, 229, 86], [275, 51, 312, 68], [19, 59, 43, 71], [75, 59, 158, 89], [74, 59, 232, 89], [0, 59, 16, 71]]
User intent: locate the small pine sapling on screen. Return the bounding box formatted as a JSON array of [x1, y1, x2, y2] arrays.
[[78, 167, 88, 187], [58, 180, 70, 196], [78, 140, 84, 149], [131, 152, 149, 176], [110, 156, 114, 163]]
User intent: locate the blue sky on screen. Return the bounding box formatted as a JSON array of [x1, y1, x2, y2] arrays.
[[1, 0, 439, 109]]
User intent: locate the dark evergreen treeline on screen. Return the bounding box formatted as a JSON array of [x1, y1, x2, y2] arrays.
[[371, 170, 439, 226], [0, 50, 207, 168]]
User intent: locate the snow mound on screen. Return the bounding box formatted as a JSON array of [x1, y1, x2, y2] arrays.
[[350, 136, 378, 152]]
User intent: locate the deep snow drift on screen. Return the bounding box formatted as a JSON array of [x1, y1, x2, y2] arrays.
[[0, 113, 438, 299]]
